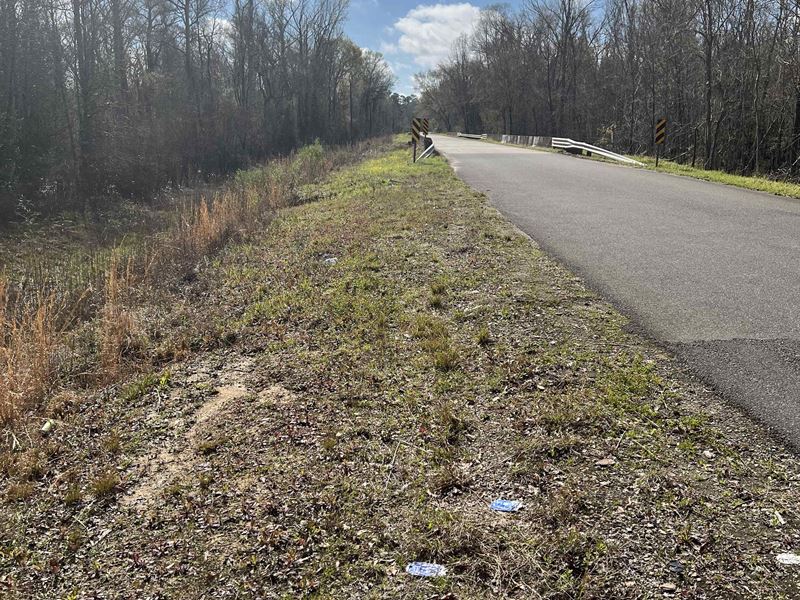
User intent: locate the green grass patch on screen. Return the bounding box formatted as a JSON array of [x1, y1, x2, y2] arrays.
[[636, 155, 800, 199]]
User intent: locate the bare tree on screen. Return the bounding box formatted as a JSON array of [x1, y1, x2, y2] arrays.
[[419, 0, 800, 176], [0, 0, 410, 218]]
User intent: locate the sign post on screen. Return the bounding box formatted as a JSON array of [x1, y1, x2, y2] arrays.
[[411, 117, 422, 162], [655, 118, 667, 167]]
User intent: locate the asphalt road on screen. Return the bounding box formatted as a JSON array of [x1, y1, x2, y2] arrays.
[[433, 134, 800, 447]]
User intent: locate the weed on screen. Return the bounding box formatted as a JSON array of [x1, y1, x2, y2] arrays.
[[17, 449, 46, 480], [515, 434, 581, 464], [429, 464, 468, 496], [104, 431, 122, 455], [120, 372, 169, 403], [0, 278, 61, 425], [430, 279, 448, 296], [91, 471, 119, 498], [429, 293, 445, 309], [197, 436, 228, 456], [165, 482, 185, 497], [65, 528, 84, 554], [321, 436, 338, 453], [293, 141, 329, 183], [433, 347, 460, 372], [678, 414, 706, 433], [98, 255, 139, 380], [436, 402, 471, 446], [411, 314, 449, 341], [6, 482, 35, 502], [47, 391, 78, 417], [0, 138, 357, 430], [476, 325, 492, 346], [64, 484, 82, 506]]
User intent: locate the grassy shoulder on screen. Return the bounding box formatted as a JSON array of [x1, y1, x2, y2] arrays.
[[635, 155, 800, 199], [2, 140, 800, 598]]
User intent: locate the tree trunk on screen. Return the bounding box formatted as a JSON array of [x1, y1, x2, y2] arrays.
[[48, 3, 77, 180], [72, 0, 93, 197], [702, 2, 714, 168], [792, 88, 800, 173], [2, 0, 16, 118], [111, 0, 128, 97]]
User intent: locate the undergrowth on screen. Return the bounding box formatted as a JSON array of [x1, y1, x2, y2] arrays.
[[0, 137, 389, 430]]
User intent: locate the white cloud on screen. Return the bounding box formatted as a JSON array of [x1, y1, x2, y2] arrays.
[[389, 3, 481, 69]]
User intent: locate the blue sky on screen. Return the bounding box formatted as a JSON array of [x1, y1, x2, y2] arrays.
[[345, 1, 521, 96]]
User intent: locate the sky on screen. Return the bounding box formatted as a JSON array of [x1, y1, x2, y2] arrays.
[[345, 1, 521, 96]]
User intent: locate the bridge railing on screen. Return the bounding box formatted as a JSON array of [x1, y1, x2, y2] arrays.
[[452, 132, 643, 166], [551, 137, 644, 166]]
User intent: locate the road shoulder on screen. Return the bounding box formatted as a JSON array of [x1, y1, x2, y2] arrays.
[[3, 142, 799, 598]]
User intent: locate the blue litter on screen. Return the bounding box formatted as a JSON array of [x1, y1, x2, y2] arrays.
[[406, 562, 447, 577], [490, 499, 523, 512]]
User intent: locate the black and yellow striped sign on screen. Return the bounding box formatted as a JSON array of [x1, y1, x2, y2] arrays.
[[411, 118, 422, 143], [422, 118, 430, 136], [655, 118, 667, 145]]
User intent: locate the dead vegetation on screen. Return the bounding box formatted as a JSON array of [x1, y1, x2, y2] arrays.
[[0, 139, 390, 429]]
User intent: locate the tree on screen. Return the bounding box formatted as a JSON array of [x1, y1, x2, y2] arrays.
[[0, 0, 407, 219], [419, 0, 800, 176]]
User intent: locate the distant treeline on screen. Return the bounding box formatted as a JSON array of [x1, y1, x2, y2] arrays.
[[0, 0, 415, 216], [418, 0, 800, 175]]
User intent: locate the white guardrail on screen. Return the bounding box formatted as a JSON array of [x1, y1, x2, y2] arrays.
[[417, 140, 436, 160], [551, 137, 644, 166], [455, 131, 643, 167]]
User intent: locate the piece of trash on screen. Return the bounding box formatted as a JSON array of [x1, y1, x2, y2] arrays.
[[776, 553, 800, 565], [595, 457, 616, 467], [405, 562, 447, 577], [321, 254, 338, 265], [41, 419, 55, 435], [668, 560, 684, 575], [490, 499, 523, 512], [775, 511, 786, 526], [660, 582, 677, 593], [702, 450, 715, 459]]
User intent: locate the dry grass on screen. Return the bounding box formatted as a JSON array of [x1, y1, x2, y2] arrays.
[[98, 256, 137, 380], [5, 481, 35, 502], [0, 138, 390, 431], [174, 193, 249, 264], [91, 471, 119, 497], [0, 280, 61, 425]]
